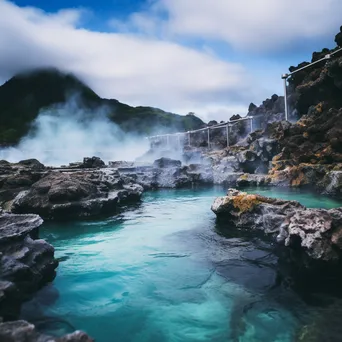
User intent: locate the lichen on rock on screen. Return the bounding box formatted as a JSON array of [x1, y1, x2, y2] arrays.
[[212, 189, 342, 263]]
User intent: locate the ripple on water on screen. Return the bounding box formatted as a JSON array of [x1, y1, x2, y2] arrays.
[[21, 187, 342, 342]]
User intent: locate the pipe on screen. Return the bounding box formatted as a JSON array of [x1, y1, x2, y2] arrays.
[[288, 51, 339, 76], [207, 128, 210, 149], [283, 76, 289, 121]]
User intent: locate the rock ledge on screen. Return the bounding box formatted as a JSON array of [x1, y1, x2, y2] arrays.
[[212, 189, 342, 262]]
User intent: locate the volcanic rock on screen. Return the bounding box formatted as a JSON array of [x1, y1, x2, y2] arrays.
[[0, 212, 58, 320], [317, 171, 342, 196], [11, 169, 143, 220], [211, 189, 342, 262], [0, 160, 48, 210], [82, 156, 105, 169], [0, 320, 93, 342], [211, 189, 303, 233], [153, 158, 182, 168]]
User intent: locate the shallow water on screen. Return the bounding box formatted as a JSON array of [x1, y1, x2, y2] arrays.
[[22, 187, 342, 342]]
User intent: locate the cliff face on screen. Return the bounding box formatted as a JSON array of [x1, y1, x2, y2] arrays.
[[288, 40, 342, 116], [265, 29, 342, 192]]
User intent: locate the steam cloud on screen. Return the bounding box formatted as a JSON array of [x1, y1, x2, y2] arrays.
[[0, 99, 150, 166], [0, 95, 284, 167]]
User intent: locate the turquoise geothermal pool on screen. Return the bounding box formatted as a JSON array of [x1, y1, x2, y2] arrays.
[[22, 187, 342, 342]]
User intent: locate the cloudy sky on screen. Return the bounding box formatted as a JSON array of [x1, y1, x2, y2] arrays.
[[1, 0, 341, 121]]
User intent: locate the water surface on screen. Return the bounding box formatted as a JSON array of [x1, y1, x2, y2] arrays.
[[22, 187, 342, 342]]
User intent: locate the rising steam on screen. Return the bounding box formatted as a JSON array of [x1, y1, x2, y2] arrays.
[[0, 98, 150, 166]]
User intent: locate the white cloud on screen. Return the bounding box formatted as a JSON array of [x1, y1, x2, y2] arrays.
[[171, 103, 249, 123], [120, 0, 342, 53], [0, 0, 276, 122]]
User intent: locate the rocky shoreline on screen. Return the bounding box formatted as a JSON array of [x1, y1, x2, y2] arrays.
[[0, 212, 57, 320], [0, 211, 95, 341], [0, 157, 143, 220], [1, 149, 342, 340]]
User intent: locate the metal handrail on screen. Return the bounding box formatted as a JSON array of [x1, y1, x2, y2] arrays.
[[147, 114, 263, 140], [282, 46, 342, 120], [147, 114, 265, 148]]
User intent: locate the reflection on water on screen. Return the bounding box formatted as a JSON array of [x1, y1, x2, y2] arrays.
[[21, 187, 342, 342]]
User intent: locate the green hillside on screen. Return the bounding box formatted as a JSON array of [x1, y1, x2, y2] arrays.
[[0, 68, 205, 145]]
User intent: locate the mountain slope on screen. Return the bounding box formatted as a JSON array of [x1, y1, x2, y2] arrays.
[[0, 68, 205, 145]]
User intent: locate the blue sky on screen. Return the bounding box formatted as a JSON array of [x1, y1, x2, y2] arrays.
[[1, 0, 341, 121], [10, 0, 149, 33], [11, 0, 146, 16]]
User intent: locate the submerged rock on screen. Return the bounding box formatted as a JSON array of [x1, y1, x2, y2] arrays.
[[0, 212, 58, 320], [211, 189, 342, 263], [0, 320, 93, 342], [11, 169, 143, 220]]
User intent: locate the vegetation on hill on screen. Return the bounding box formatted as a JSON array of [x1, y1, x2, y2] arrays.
[[0, 68, 205, 145]]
